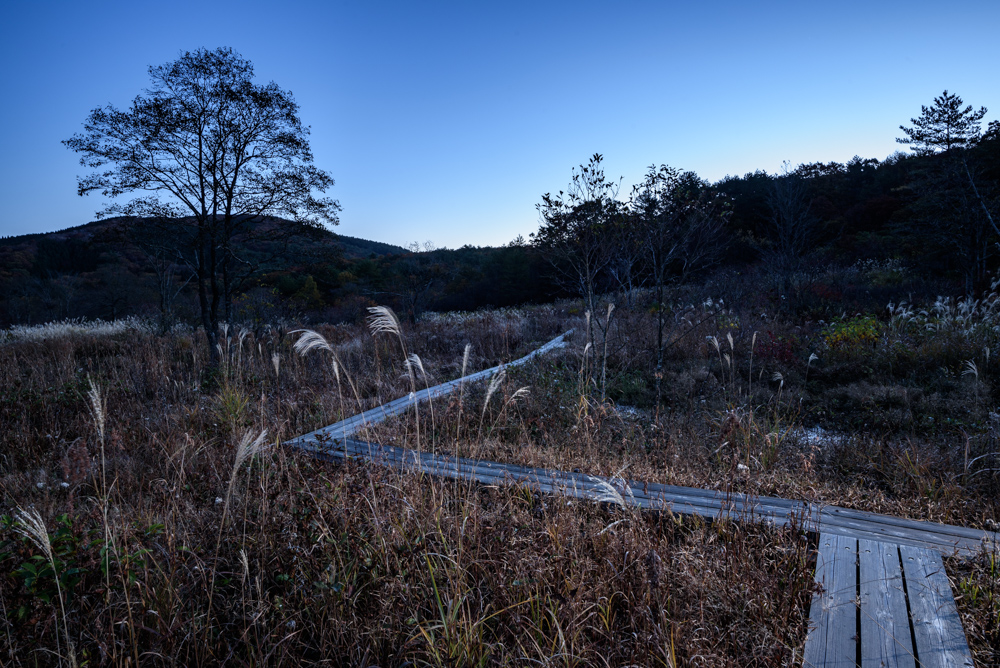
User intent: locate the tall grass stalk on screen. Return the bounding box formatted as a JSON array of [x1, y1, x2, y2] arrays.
[[368, 306, 421, 452], [86, 376, 128, 660], [409, 353, 436, 453], [600, 303, 614, 403], [207, 429, 269, 635], [86, 376, 106, 492], [479, 366, 506, 440], [578, 342, 592, 420], [490, 386, 530, 433], [456, 343, 471, 445], [292, 329, 367, 440], [14, 507, 75, 668]]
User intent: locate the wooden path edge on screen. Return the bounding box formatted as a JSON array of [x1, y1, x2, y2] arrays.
[[285, 329, 994, 665], [284, 327, 998, 557]]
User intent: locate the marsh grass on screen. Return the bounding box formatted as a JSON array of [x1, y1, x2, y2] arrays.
[[12, 507, 74, 667], [0, 296, 996, 665]]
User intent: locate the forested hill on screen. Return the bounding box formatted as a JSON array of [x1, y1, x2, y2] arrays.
[[335, 234, 408, 258], [0, 216, 412, 326], [2, 105, 998, 329]]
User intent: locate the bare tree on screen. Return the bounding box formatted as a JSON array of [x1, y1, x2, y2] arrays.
[[532, 154, 622, 339], [64, 47, 340, 366], [766, 162, 817, 275], [629, 165, 727, 404]]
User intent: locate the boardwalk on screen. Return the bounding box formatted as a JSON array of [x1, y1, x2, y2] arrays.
[[285, 332, 996, 666], [804, 534, 974, 667]]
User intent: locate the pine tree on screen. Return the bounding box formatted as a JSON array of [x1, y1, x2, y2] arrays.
[[897, 90, 987, 154]]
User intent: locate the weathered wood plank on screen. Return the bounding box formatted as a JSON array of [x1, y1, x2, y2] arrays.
[[804, 533, 858, 668], [636, 480, 994, 550], [304, 440, 983, 666], [899, 545, 974, 668], [859, 539, 915, 668], [296, 436, 996, 555], [288, 330, 572, 444], [821, 505, 994, 543]]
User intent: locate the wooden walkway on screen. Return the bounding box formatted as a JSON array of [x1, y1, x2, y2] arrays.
[[294, 330, 573, 443], [805, 535, 974, 667], [285, 331, 996, 667]]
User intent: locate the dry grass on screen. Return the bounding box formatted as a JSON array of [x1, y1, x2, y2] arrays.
[[0, 296, 997, 665]]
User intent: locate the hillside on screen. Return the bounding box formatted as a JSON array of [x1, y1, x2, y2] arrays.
[[0, 217, 412, 326], [334, 233, 407, 258]]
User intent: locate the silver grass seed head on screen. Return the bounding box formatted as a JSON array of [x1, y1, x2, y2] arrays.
[[14, 507, 53, 562], [407, 353, 427, 378], [239, 548, 250, 583], [484, 366, 506, 407], [588, 476, 626, 507], [461, 343, 471, 375], [366, 306, 401, 336], [291, 329, 334, 356], [232, 429, 269, 482], [86, 376, 105, 443]]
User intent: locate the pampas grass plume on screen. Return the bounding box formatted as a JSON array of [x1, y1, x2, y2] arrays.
[[87, 376, 105, 446], [292, 329, 334, 355], [484, 366, 506, 409], [15, 507, 74, 667], [367, 306, 402, 336]]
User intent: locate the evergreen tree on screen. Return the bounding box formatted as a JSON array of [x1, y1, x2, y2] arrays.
[[897, 90, 987, 154]]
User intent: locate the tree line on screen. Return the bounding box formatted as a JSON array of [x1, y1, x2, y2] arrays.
[[3, 48, 999, 347]]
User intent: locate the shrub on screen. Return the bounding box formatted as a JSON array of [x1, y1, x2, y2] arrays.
[[822, 314, 880, 349]]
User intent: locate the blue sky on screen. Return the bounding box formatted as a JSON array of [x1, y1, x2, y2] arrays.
[[1, 0, 997, 248]]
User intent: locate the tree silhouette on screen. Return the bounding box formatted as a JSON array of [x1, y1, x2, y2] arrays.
[[64, 47, 340, 364], [897, 90, 987, 154], [532, 154, 622, 325], [629, 165, 726, 404]]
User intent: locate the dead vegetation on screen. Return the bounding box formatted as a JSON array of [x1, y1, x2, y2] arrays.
[[0, 292, 998, 665]]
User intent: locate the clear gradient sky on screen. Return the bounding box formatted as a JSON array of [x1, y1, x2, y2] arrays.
[[1, 0, 997, 248]]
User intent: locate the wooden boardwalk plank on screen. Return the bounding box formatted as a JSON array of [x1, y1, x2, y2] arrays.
[[286, 327, 994, 666], [290, 330, 572, 443], [301, 434, 996, 556], [899, 546, 974, 668], [804, 534, 858, 668], [287, 330, 999, 555], [859, 539, 915, 668], [298, 436, 997, 556]]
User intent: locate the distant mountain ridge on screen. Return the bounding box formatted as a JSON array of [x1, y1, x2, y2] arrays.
[[334, 233, 408, 258], [0, 217, 407, 258]]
